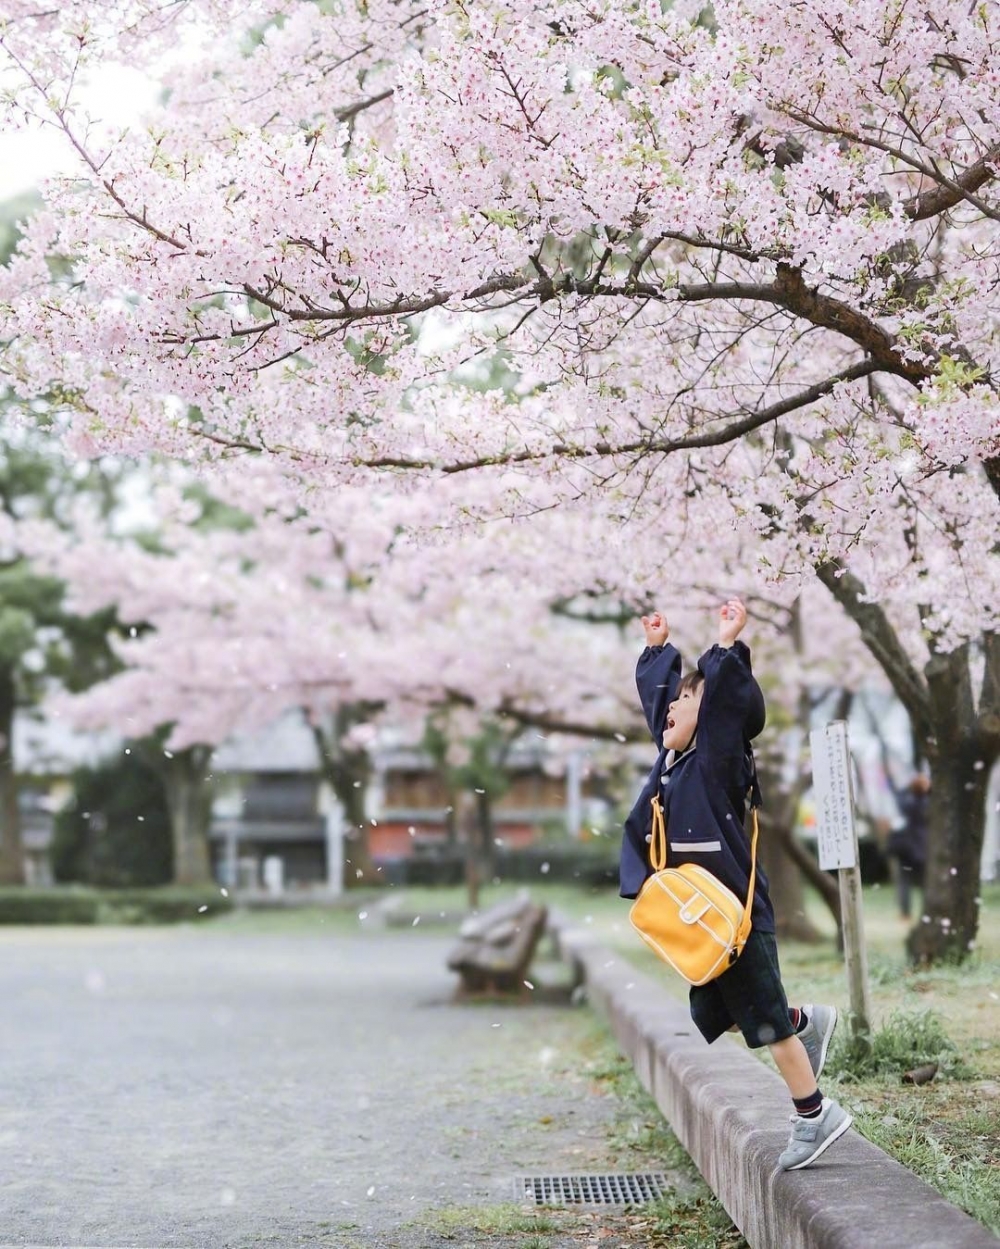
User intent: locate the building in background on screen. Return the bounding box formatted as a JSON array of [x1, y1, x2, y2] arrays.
[[12, 700, 1000, 890]]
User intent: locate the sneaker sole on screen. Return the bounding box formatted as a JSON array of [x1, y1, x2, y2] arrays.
[[813, 1007, 838, 1080], [784, 1112, 853, 1171]]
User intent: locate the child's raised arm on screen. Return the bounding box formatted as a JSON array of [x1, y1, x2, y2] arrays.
[[636, 611, 681, 746], [696, 599, 765, 763]]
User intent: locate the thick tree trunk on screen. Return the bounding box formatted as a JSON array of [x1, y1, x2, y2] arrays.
[[907, 644, 1000, 963], [816, 564, 1000, 966], [162, 746, 214, 886], [0, 666, 24, 885]]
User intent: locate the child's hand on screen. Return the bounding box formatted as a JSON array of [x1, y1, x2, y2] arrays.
[[718, 598, 746, 647], [641, 611, 669, 647]]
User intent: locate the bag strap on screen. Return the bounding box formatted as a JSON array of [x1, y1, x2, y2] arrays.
[[647, 797, 759, 936], [737, 807, 759, 944], [649, 795, 668, 871]]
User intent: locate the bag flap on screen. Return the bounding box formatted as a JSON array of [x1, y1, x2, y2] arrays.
[[679, 896, 711, 924]]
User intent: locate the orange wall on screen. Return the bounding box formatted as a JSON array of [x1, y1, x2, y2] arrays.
[[370, 822, 541, 857]]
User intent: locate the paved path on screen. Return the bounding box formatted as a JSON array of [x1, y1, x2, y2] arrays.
[[0, 923, 636, 1248]]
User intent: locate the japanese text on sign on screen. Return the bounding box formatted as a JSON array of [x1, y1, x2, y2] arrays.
[[809, 722, 858, 871]]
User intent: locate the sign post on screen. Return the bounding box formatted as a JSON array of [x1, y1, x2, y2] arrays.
[[809, 721, 872, 1053]]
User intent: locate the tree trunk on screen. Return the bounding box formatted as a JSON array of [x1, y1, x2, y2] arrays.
[[764, 815, 842, 932], [759, 821, 826, 942], [475, 788, 496, 877], [311, 709, 378, 888], [161, 746, 214, 886], [0, 666, 24, 885], [459, 790, 482, 910], [907, 643, 1000, 963], [816, 564, 1000, 966], [755, 754, 827, 942]]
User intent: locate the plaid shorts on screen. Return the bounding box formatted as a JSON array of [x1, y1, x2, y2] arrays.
[[688, 929, 795, 1049]]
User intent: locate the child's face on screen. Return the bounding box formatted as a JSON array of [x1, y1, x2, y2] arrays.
[[663, 684, 703, 752]]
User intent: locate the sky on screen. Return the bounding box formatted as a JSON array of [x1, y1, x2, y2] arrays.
[[0, 63, 158, 200]]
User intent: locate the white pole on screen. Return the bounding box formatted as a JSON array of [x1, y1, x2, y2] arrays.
[[810, 721, 872, 1049], [324, 795, 345, 897], [565, 751, 583, 839]]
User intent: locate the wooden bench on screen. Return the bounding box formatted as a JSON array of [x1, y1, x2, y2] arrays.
[[446, 892, 549, 995]]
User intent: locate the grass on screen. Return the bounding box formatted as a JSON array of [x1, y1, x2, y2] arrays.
[[419, 1205, 564, 1237]]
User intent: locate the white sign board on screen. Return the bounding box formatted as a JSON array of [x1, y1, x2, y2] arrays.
[[809, 721, 858, 871]]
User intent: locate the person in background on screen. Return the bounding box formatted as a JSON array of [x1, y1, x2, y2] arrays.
[[887, 773, 930, 921]]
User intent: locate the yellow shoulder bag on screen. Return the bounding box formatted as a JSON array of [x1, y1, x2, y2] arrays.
[[628, 795, 758, 986]]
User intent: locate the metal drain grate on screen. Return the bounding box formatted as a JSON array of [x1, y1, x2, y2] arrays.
[[515, 1172, 669, 1206]]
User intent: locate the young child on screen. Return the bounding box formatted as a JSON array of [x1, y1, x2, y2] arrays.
[[620, 598, 852, 1171]]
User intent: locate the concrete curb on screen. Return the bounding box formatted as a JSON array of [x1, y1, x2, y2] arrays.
[[551, 920, 999, 1249]]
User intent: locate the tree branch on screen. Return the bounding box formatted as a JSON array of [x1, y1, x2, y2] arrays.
[[903, 143, 1000, 221], [443, 686, 644, 742], [814, 558, 931, 738], [352, 360, 880, 474], [189, 359, 880, 471]]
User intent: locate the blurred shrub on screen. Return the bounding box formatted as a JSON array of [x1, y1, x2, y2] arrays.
[[388, 841, 619, 888], [0, 886, 232, 924], [0, 887, 100, 923], [51, 751, 173, 887]]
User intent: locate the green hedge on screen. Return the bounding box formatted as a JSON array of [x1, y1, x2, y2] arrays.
[[0, 886, 234, 925], [396, 841, 620, 889]]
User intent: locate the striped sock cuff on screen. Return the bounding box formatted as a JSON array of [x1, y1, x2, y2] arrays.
[[793, 1089, 823, 1119]]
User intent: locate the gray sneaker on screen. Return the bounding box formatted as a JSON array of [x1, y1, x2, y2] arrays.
[[778, 1098, 852, 1171], [798, 1004, 837, 1079]]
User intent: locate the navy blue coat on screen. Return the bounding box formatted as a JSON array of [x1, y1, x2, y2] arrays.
[[619, 641, 775, 934]]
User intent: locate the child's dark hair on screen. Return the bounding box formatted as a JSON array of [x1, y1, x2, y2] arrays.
[[676, 672, 705, 697]]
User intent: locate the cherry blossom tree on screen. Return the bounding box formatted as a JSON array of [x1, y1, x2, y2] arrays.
[[3, 0, 999, 956]]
